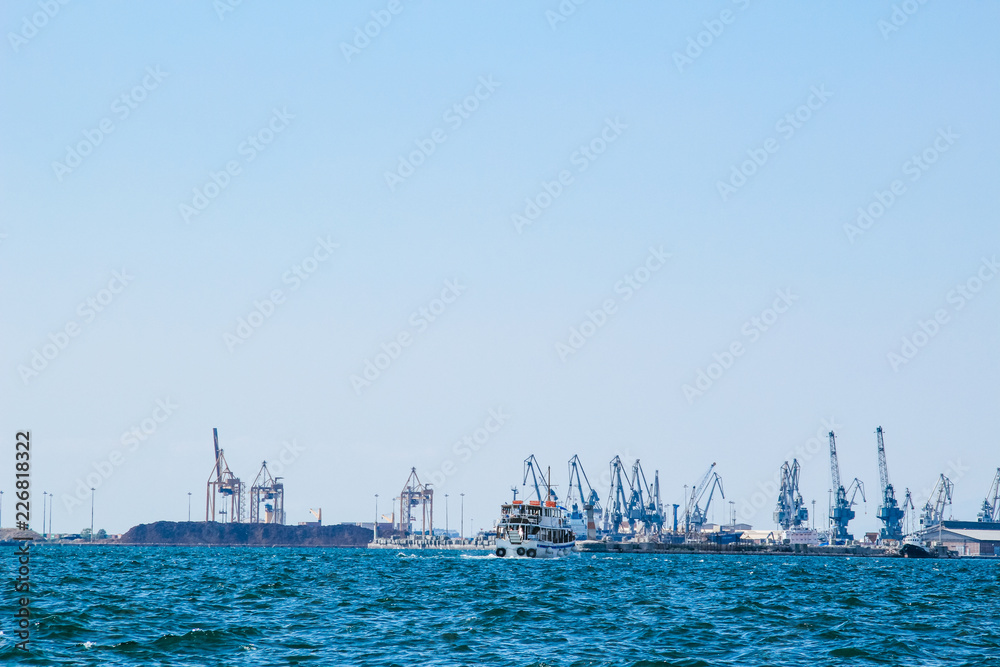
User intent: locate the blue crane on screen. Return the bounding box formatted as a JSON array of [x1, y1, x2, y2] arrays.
[[829, 431, 865, 543], [875, 426, 905, 540], [978, 468, 1000, 523]]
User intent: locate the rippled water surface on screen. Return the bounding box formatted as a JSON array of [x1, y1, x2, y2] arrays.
[[2, 547, 999, 666]]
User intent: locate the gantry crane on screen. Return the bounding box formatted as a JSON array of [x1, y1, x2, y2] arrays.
[[829, 431, 865, 543], [397, 468, 433, 538], [684, 463, 724, 534], [920, 474, 953, 528], [250, 460, 285, 524], [774, 459, 809, 530], [977, 468, 1000, 523], [875, 426, 905, 540], [206, 428, 245, 523]]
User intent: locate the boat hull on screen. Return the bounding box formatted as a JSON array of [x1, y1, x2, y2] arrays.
[[495, 538, 574, 559]]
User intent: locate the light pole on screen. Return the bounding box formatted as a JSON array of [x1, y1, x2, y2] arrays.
[[812, 500, 817, 530], [729, 500, 735, 527], [445, 494, 449, 536], [460, 493, 465, 542], [374, 494, 379, 542], [90, 488, 95, 541], [188, 492, 192, 522]]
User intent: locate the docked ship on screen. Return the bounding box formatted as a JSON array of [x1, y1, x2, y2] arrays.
[[494, 498, 576, 559]]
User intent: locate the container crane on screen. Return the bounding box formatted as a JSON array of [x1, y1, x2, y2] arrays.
[[206, 428, 245, 523], [774, 459, 808, 530], [875, 426, 905, 540], [977, 468, 1000, 523], [684, 463, 724, 534], [919, 474, 953, 528], [249, 461, 285, 524], [828, 431, 865, 543]]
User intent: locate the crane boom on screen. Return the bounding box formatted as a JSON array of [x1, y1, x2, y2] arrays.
[[829, 431, 842, 494], [213, 427, 223, 483], [876, 426, 890, 495]]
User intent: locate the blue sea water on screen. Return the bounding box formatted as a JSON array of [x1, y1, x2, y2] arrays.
[[2, 547, 998, 666]]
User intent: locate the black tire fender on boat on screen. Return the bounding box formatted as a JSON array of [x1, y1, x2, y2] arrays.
[[526, 548, 537, 558], [516, 547, 526, 556], [495, 547, 506, 557]]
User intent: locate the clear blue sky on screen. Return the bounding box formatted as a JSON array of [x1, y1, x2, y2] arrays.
[[2, 1, 998, 536]]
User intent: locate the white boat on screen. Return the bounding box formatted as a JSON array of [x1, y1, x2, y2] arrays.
[[494, 499, 576, 559]]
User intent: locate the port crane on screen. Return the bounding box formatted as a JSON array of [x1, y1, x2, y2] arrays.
[[397, 468, 433, 538], [875, 426, 905, 540], [523, 454, 555, 503], [902, 488, 916, 535], [566, 455, 601, 517], [627, 460, 664, 534], [684, 463, 724, 534], [978, 468, 1000, 523], [774, 459, 809, 530], [250, 461, 285, 524], [605, 455, 632, 535], [206, 428, 245, 523], [828, 431, 866, 543], [919, 474, 954, 528]]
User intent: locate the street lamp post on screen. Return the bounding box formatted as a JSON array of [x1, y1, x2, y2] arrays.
[[90, 488, 95, 541], [188, 492, 192, 522], [460, 493, 465, 542]]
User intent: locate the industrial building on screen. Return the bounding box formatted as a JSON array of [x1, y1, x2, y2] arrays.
[[921, 521, 1000, 557]]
